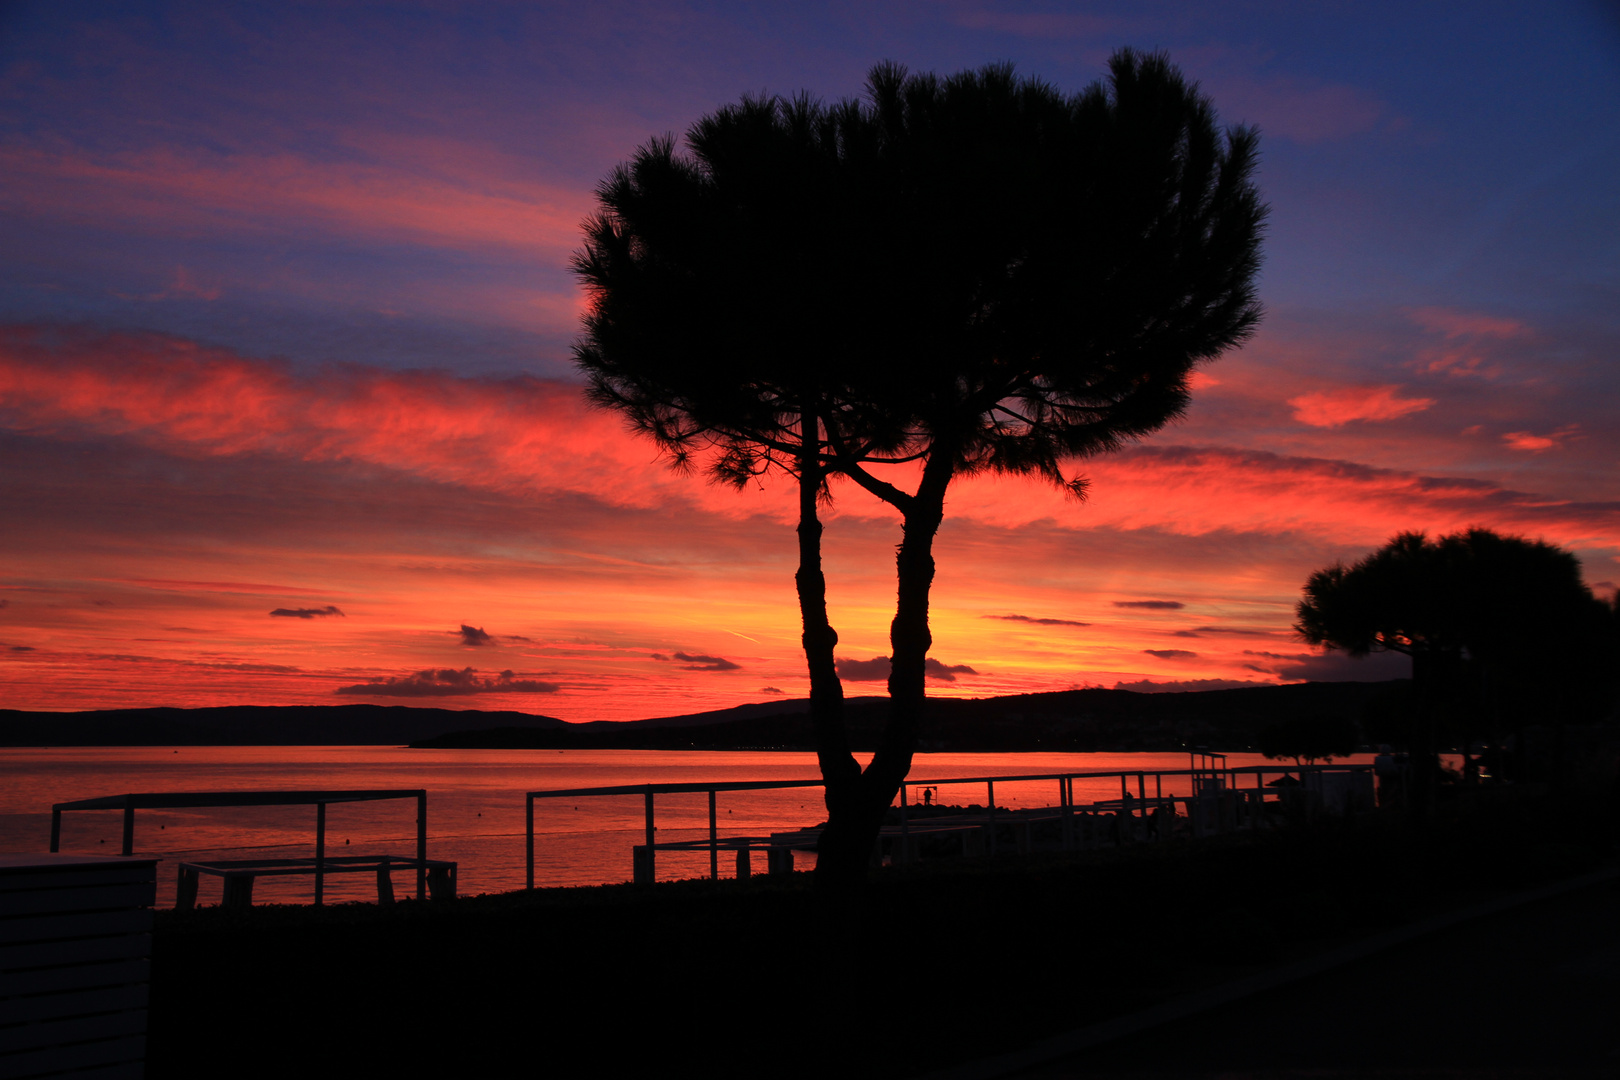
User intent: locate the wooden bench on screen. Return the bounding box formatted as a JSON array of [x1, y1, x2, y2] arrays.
[[175, 855, 457, 910]]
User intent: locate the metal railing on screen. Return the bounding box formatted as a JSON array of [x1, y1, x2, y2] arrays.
[[50, 789, 431, 903], [525, 764, 1374, 887]]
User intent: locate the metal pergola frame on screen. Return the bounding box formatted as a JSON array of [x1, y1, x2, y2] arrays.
[[50, 789, 430, 903]]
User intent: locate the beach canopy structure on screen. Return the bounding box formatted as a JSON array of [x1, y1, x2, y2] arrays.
[[49, 789, 444, 905]]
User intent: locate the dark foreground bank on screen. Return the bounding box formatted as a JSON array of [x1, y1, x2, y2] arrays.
[[147, 787, 1613, 1079]]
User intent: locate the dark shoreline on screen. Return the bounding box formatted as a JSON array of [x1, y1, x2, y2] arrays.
[[3, 680, 1407, 751]]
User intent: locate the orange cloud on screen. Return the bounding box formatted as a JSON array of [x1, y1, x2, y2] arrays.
[[1502, 424, 1579, 452], [1287, 385, 1435, 427]]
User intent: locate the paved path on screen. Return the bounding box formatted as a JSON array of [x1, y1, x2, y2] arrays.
[[1015, 875, 1620, 1080]]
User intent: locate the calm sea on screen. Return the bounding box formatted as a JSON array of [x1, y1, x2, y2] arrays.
[[0, 746, 1352, 906]]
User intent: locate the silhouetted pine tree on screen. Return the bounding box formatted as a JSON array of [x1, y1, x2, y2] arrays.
[[576, 51, 1267, 882]]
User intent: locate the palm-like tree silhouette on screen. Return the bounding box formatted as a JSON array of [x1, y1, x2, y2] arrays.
[[576, 51, 1266, 881]]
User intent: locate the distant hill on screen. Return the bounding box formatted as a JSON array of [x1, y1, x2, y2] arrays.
[[0, 704, 567, 746], [0, 681, 1409, 750], [413, 680, 1410, 753]]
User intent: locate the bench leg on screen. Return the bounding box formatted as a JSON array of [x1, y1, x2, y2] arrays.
[[377, 866, 396, 905], [221, 874, 255, 909], [735, 847, 750, 880], [632, 845, 653, 885], [767, 847, 793, 876], [427, 866, 454, 901], [176, 866, 199, 912]]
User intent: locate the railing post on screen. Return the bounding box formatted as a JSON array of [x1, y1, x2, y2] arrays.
[[526, 794, 535, 890], [121, 803, 134, 857], [709, 789, 719, 880], [643, 788, 655, 884], [315, 802, 326, 906], [1060, 777, 1072, 851], [49, 808, 61, 853], [899, 785, 910, 865], [416, 791, 427, 901], [986, 780, 997, 857]]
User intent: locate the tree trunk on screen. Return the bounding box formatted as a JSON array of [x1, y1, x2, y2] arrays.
[[813, 453, 954, 885], [791, 419, 866, 885], [1409, 647, 1456, 821]]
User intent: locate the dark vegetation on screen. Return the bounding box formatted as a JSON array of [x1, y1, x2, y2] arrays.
[[145, 783, 1617, 1080], [1256, 712, 1360, 768], [1298, 529, 1620, 802], [574, 51, 1265, 881]]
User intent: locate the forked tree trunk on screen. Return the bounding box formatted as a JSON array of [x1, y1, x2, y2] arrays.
[[812, 453, 954, 885]]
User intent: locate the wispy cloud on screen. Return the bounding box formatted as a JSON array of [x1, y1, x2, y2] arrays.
[[0, 144, 589, 258], [1115, 600, 1185, 610], [672, 651, 740, 672], [269, 605, 344, 619], [335, 667, 559, 697], [1143, 649, 1198, 660], [984, 613, 1091, 627]]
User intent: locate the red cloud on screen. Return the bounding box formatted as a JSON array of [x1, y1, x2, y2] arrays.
[[946, 446, 1620, 551], [0, 325, 787, 520], [1287, 385, 1435, 427], [5, 326, 1615, 560]]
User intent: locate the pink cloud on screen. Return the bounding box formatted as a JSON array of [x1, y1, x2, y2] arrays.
[[1287, 385, 1435, 427], [0, 144, 590, 257], [113, 266, 222, 303], [1206, 73, 1388, 143], [1407, 307, 1531, 379], [947, 9, 1122, 37], [1408, 307, 1530, 340]]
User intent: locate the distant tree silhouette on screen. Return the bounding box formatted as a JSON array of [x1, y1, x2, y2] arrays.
[[576, 52, 1266, 882], [1257, 713, 1359, 769], [1296, 528, 1617, 794]]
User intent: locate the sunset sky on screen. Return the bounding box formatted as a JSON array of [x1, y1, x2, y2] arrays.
[[2, 2, 1617, 721]]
